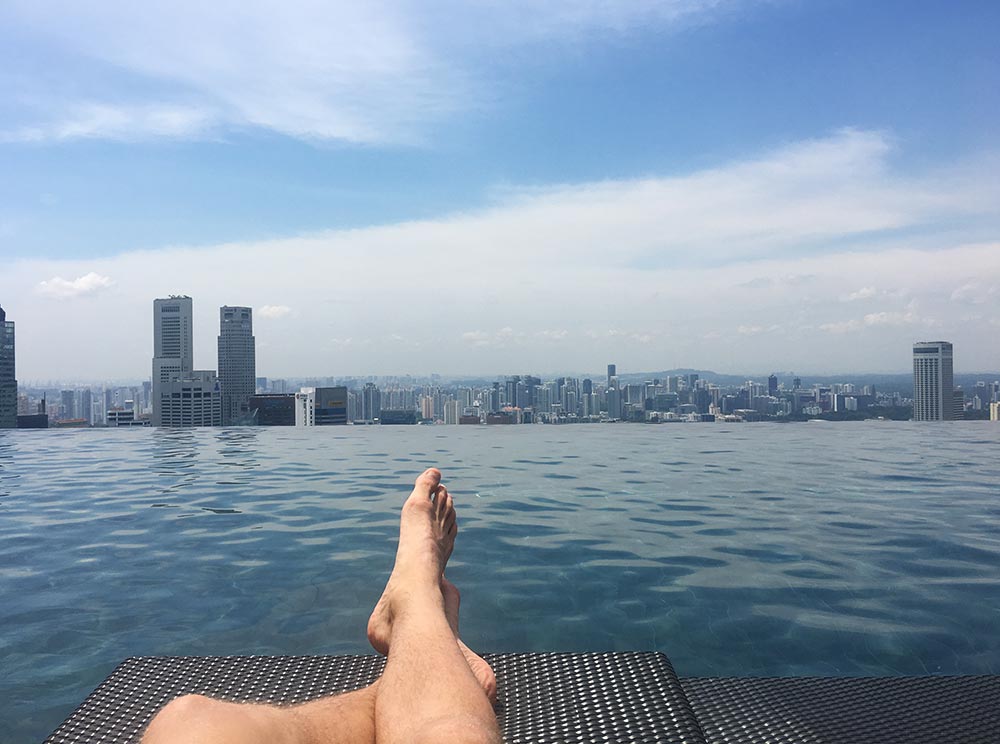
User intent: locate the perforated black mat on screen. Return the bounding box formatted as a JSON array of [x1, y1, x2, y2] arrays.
[[44, 654, 1000, 744], [44, 652, 706, 744], [682, 675, 1000, 744]]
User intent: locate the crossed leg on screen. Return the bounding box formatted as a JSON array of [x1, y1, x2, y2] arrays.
[[141, 468, 499, 744]]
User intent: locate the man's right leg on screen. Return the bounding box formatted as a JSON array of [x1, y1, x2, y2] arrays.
[[368, 468, 501, 744]]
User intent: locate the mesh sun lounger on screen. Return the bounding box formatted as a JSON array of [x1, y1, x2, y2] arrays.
[[45, 652, 1000, 744]]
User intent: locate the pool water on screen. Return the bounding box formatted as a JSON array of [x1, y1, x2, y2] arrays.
[[2, 423, 999, 741]]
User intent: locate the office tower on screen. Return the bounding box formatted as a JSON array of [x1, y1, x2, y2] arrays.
[[505, 376, 520, 407], [361, 383, 381, 422], [607, 384, 622, 420], [152, 296, 194, 426], [157, 371, 222, 427], [0, 305, 15, 428], [912, 341, 954, 421], [217, 306, 256, 425], [793, 377, 802, 390], [295, 389, 316, 426], [768, 374, 778, 396], [248, 394, 297, 426], [60, 390, 76, 420], [607, 364, 616, 387], [81, 389, 93, 425], [315, 387, 348, 425]]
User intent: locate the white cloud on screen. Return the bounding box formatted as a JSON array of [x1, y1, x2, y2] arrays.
[[535, 329, 569, 341], [1, 103, 214, 143], [1, 0, 737, 144], [258, 304, 292, 319], [950, 283, 997, 305], [3, 132, 999, 378], [819, 302, 936, 335], [840, 287, 877, 302], [36, 271, 113, 298]]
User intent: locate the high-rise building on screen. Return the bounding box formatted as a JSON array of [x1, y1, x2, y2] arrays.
[[217, 306, 256, 425], [0, 305, 15, 428], [60, 390, 76, 421], [157, 371, 222, 427], [315, 386, 348, 425], [152, 296, 194, 426], [768, 374, 778, 396], [81, 389, 93, 425], [607, 364, 616, 388], [295, 389, 316, 426], [912, 341, 954, 421], [362, 382, 381, 422]]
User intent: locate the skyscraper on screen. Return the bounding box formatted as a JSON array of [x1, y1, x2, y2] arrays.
[[607, 364, 616, 388], [362, 382, 381, 422], [152, 296, 193, 426], [217, 306, 255, 425], [0, 305, 16, 429], [157, 371, 222, 427], [912, 341, 954, 421]]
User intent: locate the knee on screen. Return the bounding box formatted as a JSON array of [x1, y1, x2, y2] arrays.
[[142, 694, 222, 742], [412, 714, 502, 744]]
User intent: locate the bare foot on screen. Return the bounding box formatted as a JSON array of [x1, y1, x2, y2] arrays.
[[442, 577, 498, 705], [367, 468, 456, 655]]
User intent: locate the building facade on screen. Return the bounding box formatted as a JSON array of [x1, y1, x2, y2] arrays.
[[249, 394, 296, 426], [157, 371, 222, 427], [912, 341, 954, 421], [152, 296, 194, 426], [0, 305, 15, 429], [217, 306, 255, 425], [315, 386, 348, 425], [295, 389, 315, 427]]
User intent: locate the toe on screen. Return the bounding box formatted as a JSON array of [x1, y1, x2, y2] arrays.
[[409, 468, 442, 504]]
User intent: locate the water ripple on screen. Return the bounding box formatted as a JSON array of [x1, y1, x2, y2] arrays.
[[1, 424, 999, 741]]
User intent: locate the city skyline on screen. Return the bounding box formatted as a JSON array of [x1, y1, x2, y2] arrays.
[[1, 3, 998, 379]]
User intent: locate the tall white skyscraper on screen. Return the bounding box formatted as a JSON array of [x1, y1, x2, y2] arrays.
[[912, 341, 954, 421], [152, 296, 193, 426], [151, 296, 220, 428], [217, 306, 255, 426]]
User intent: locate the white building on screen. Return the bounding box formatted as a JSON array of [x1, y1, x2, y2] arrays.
[[295, 388, 315, 427], [443, 399, 460, 425], [218, 306, 255, 425], [157, 371, 222, 427], [152, 296, 193, 427], [912, 341, 954, 421]]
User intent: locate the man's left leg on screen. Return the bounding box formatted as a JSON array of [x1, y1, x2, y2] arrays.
[[141, 682, 377, 744]]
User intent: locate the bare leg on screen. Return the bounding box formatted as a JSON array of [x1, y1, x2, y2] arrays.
[[368, 468, 501, 744], [141, 685, 376, 744], [142, 468, 498, 744]]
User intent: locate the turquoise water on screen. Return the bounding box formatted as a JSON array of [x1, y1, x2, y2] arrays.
[[2, 423, 1000, 741]]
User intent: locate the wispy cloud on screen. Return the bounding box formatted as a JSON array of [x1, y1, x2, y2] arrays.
[[36, 271, 113, 298], [1, 103, 214, 143], [258, 304, 292, 319], [840, 287, 877, 302], [819, 302, 935, 334], [4, 131, 999, 377], [0, 0, 742, 144]]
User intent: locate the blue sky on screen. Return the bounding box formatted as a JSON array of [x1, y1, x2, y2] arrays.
[[1, 0, 998, 380]]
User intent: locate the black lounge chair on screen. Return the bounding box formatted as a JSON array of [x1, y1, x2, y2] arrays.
[[45, 652, 1000, 743]]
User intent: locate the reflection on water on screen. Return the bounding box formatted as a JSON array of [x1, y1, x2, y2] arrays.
[[2, 423, 1000, 740]]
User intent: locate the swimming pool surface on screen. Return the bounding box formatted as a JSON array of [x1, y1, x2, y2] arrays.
[[2, 423, 999, 741]]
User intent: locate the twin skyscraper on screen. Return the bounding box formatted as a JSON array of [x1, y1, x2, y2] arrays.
[[151, 297, 256, 427]]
